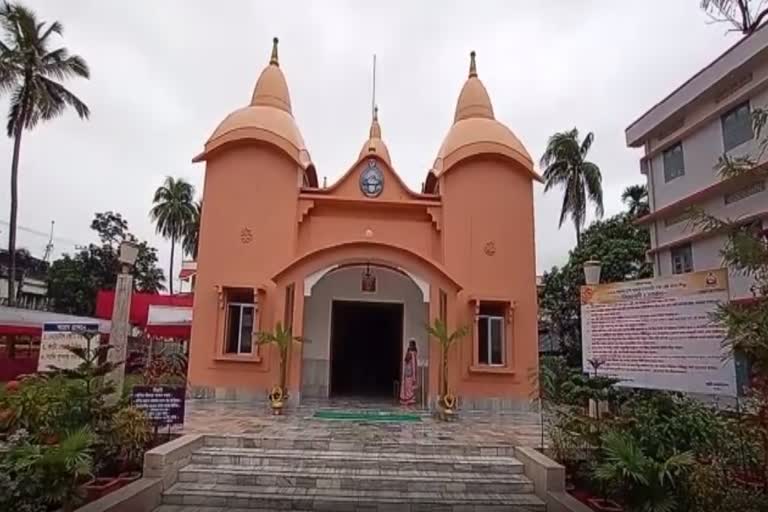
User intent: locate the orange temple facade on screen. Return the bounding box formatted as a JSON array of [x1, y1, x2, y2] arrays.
[[187, 39, 541, 410]]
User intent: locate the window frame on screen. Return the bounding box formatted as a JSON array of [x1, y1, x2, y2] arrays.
[[224, 301, 255, 355], [662, 142, 685, 182], [470, 298, 514, 372], [721, 101, 753, 152], [478, 314, 505, 366], [670, 243, 694, 275]]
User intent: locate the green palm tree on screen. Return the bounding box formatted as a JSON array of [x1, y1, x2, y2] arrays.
[[594, 431, 693, 512], [540, 128, 604, 246], [426, 318, 469, 400], [256, 321, 303, 395], [0, 2, 89, 305], [182, 200, 202, 260], [621, 184, 649, 218], [149, 177, 195, 294]]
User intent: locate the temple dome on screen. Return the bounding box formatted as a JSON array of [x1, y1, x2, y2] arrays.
[[429, 51, 538, 183], [193, 37, 314, 176], [357, 106, 392, 165]]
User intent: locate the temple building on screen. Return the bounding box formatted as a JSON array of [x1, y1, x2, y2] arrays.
[[188, 39, 541, 410]]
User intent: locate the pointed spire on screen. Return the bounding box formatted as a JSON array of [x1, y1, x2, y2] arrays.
[[369, 105, 382, 139], [270, 37, 279, 66], [469, 50, 477, 78]]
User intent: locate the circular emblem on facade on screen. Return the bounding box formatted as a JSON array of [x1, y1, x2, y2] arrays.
[[359, 159, 384, 198], [483, 241, 496, 256]]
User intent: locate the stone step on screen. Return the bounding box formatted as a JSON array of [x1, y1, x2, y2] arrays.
[[162, 482, 547, 511], [192, 447, 525, 474], [177, 463, 535, 494], [203, 435, 518, 456]]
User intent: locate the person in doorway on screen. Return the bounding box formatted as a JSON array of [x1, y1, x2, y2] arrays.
[[399, 339, 418, 405]]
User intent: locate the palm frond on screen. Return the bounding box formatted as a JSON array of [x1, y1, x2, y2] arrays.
[[39, 19, 62, 42], [40, 77, 89, 119], [0, 2, 89, 137], [580, 131, 594, 157], [582, 161, 604, 218], [41, 51, 89, 80]]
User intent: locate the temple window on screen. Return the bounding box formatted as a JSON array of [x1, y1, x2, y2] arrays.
[[477, 303, 505, 366], [470, 298, 514, 370], [224, 288, 256, 354]]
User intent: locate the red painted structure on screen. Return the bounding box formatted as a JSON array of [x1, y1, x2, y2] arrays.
[[94, 290, 193, 338]]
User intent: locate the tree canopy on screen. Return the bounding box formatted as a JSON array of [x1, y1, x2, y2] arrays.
[[47, 211, 165, 316], [539, 212, 652, 365]]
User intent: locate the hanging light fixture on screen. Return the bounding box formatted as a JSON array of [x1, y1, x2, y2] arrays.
[[361, 262, 376, 292]]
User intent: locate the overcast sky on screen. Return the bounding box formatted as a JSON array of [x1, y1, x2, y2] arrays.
[[0, 1, 743, 291]]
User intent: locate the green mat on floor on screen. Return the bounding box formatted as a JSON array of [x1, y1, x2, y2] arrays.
[[313, 409, 421, 422]]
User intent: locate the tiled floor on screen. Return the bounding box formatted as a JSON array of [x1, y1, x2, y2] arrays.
[[178, 397, 545, 449]]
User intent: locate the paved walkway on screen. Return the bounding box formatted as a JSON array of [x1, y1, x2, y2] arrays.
[[178, 398, 545, 449]]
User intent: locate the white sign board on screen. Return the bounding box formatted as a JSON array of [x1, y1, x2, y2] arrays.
[[38, 322, 100, 372], [580, 268, 736, 396], [147, 305, 192, 326]]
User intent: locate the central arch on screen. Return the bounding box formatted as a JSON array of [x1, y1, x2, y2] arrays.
[[301, 264, 427, 399], [270, 240, 462, 404]]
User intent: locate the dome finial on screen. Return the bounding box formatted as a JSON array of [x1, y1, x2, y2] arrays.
[[369, 105, 382, 138], [469, 50, 477, 78], [270, 37, 279, 66]]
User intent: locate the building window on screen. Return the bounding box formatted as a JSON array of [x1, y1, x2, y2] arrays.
[[225, 303, 254, 354], [662, 143, 685, 182], [478, 303, 504, 366], [724, 180, 766, 204], [671, 243, 693, 275], [721, 101, 753, 152]]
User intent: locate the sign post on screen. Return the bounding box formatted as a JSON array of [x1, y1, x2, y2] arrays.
[[38, 322, 100, 372], [580, 268, 736, 396], [131, 386, 186, 427]]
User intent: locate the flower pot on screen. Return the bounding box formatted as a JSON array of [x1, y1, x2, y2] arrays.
[[587, 498, 623, 512], [83, 477, 122, 501], [268, 386, 285, 415]]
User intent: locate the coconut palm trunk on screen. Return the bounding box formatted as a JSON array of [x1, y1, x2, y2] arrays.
[[169, 234, 175, 295], [7, 118, 24, 306]]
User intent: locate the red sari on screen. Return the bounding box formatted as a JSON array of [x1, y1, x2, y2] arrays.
[[399, 349, 417, 405]]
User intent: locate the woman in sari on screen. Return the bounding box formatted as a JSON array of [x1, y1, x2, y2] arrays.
[[399, 339, 418, 405]]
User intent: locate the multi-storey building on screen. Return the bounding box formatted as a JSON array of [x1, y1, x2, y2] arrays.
[[626, 25, 768, 301]]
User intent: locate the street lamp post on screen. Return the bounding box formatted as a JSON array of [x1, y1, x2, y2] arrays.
[[107, 241, 139, 403], [583, 260, 602, 285], [583, 259, 605, 418]]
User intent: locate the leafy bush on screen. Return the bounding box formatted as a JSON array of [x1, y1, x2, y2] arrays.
[[0, 427, 94, 512], [686, 460, 768, 512], [0, 332, 152, 509], [110, 406, 151, 470], [619, 393, 730, 461], [593, 431, 693, 512]]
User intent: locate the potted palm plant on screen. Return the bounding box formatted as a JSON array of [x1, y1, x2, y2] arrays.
[[256, 322, 303, 415], [426, 318, 468, 420]]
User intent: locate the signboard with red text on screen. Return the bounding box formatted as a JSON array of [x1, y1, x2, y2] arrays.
[[580, 269, 736, 396]]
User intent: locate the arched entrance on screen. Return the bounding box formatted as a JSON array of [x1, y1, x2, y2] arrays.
[[301, 264, 428, 399], [270, 240, 462, 405]]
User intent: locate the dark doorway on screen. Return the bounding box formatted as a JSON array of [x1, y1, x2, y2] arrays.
[[330, 300, 403, 397]]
